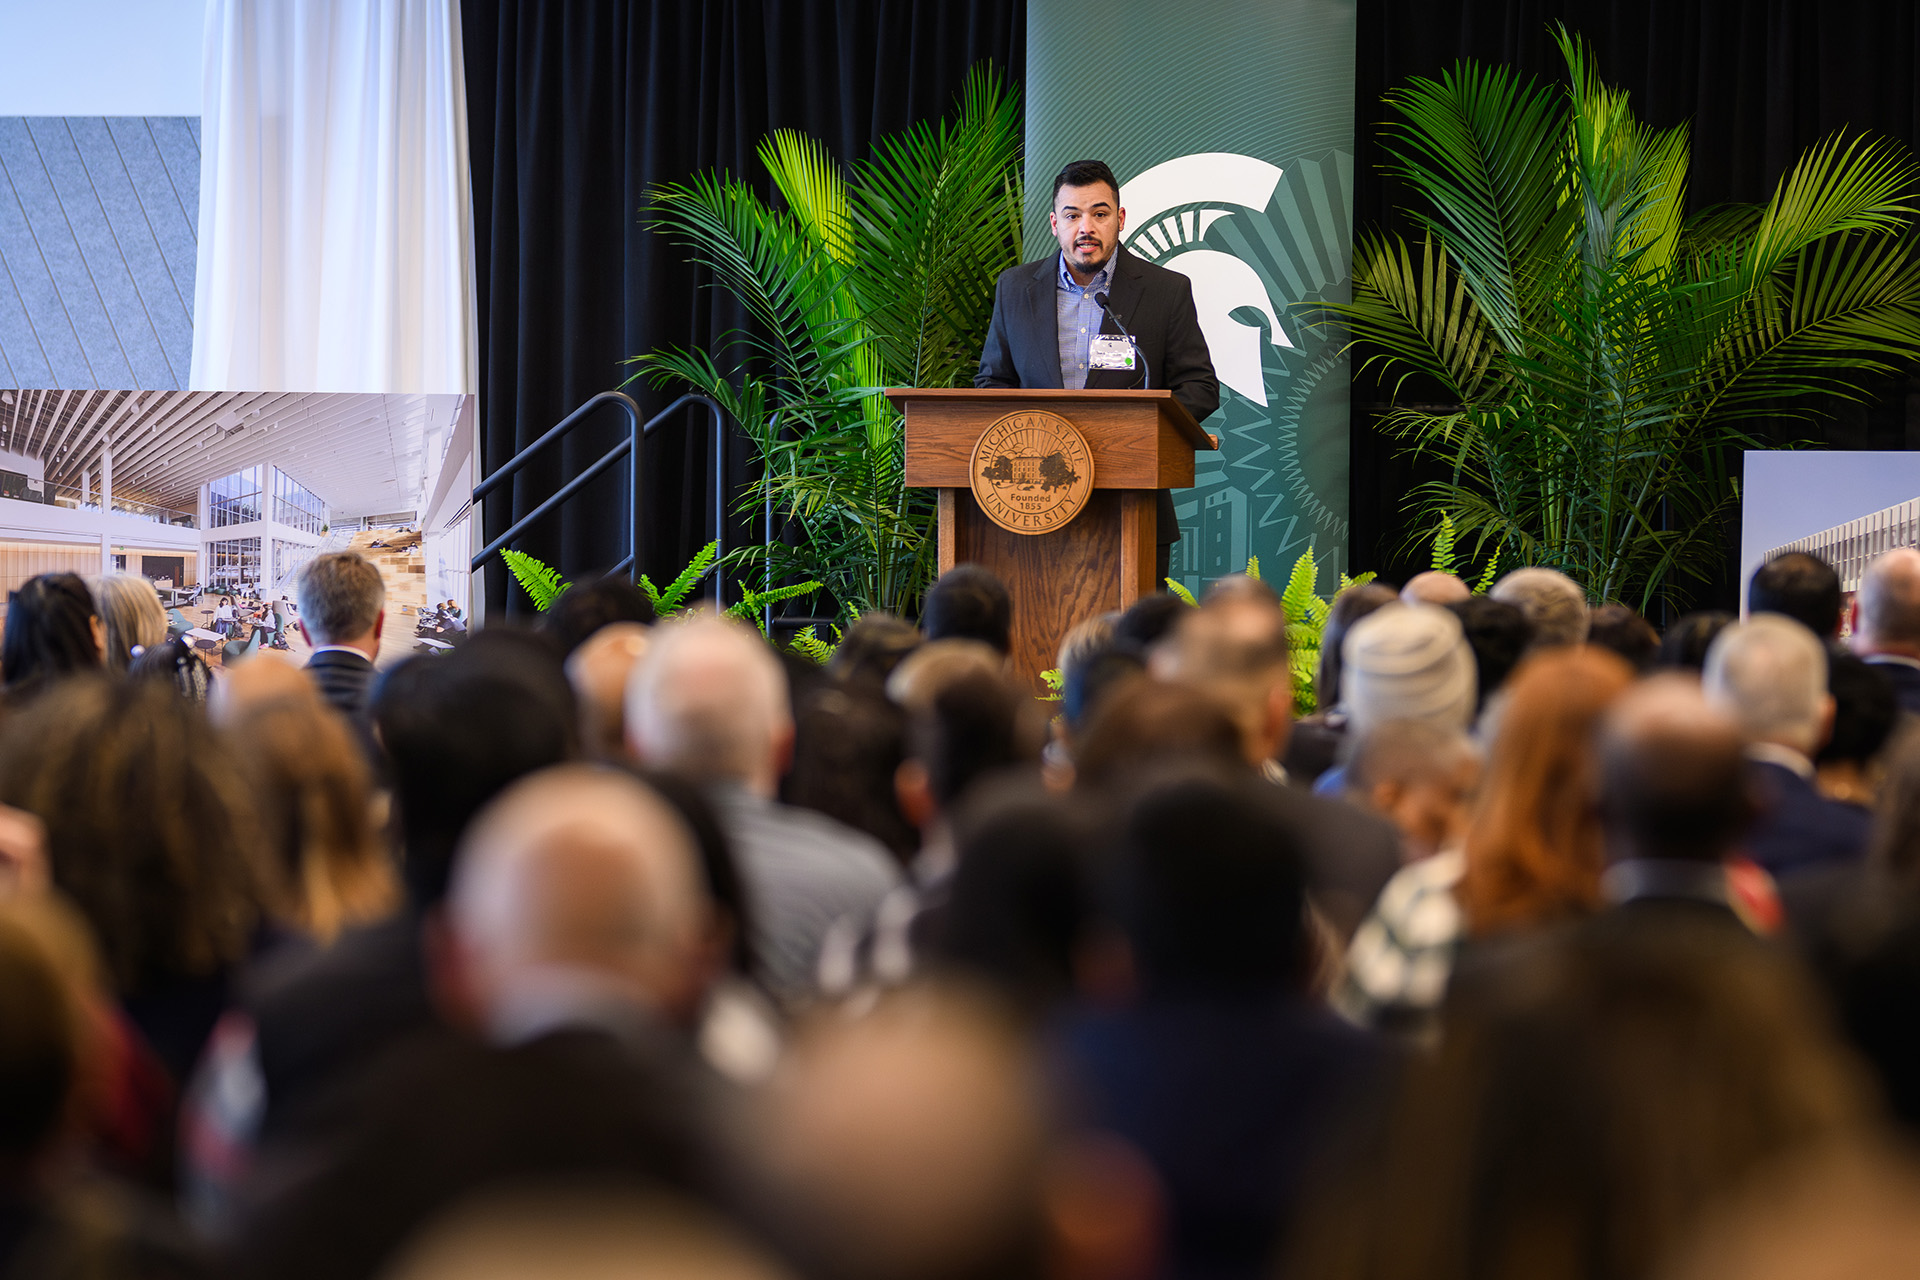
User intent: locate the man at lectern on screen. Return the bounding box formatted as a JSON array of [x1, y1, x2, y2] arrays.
[[975, 159, 1219, 581]]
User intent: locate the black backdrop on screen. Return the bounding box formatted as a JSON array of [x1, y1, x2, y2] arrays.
[[462, 0, 1023, 616], [1352, 0, 1920, 608]]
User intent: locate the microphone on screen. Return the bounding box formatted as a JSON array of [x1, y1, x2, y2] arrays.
[[1093, 292, 1149, 390]]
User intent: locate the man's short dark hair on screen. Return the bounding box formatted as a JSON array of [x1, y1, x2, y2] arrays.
[[921, 565, 1012, 655], [1110, 769, 1309, 995], [371, 631, 576, 905], [296, 552, 386, 645], [1446, 596, 1533, 711], [1051, 160, 1120, 206], [540, 574, 655, 657], [1749, 552, 1842, 637]]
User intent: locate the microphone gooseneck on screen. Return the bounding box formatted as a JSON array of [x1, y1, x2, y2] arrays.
[[1092, 291, 1149, 391]]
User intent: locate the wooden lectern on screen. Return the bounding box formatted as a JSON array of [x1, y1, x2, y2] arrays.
[[888, 388, 1217, 690]]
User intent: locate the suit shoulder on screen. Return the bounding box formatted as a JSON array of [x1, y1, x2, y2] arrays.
[[996, 256, 1052, 289]]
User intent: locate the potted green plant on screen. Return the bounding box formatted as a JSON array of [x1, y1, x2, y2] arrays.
[[1328, 28, 1920, 610]]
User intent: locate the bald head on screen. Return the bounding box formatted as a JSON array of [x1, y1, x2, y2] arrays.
[[1401, 570, 1470, 606], [451, 765, 710, 1031], [626, 615, 790, 794], [1857, 548, 1920, 656], [567, 622, 650, 759], [1599, 676, 1751, 864], [208, 652, 320, 726]]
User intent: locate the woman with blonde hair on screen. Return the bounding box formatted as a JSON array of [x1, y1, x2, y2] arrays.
[[93, 573, 170, 673], [1339, 645, 1636, 1031]]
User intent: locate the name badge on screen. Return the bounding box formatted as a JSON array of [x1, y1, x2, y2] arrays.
[[1088, 334, 1137, 371]]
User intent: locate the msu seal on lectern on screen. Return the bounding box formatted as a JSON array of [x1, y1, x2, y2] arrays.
[[969, 409, 1095, 535]]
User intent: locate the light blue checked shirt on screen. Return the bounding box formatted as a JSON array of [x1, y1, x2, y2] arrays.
[[1056, 249, 1118, 389]]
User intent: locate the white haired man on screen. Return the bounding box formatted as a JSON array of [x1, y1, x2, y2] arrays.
[[1704, 614, 1868, 877], [1852, 547, 1920, 715], [626, 614, 899, 1007]]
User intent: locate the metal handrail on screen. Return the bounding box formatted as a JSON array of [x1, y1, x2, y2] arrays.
[[469, 392, 727, 602]]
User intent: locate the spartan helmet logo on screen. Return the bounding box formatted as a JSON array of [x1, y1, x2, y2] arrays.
[[1119, 153, 1292, 406]]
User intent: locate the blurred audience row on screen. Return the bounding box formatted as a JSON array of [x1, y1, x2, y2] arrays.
[[0, 545, 1919, 1279]]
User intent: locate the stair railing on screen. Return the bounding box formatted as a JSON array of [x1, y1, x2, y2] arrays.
[[469, 391, 726, 600]]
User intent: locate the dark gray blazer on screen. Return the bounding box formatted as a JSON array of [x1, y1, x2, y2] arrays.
[[975, 247, 1220, 542]]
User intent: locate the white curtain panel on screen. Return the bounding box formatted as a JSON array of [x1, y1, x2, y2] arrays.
[[191, 0, 476, 393]]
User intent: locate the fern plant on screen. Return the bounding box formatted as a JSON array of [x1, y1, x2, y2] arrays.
[[501, 549, 570, 612], [1428, 511, 1501, 590], [725, 579, 826, 635], [639, 541, 719, 615], [790, 625, 839, 664]]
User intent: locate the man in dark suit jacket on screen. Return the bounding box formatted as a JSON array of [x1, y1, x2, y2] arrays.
[[976, 159, 1219, 582], [295, 550, 385, 721], [1852, 547, 1920, 716], [1704, 614, 1870, 878]]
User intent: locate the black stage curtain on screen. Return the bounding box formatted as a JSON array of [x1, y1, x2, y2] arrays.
[[463, 0, 1024, 618], [1353, 1, 1920, 610]]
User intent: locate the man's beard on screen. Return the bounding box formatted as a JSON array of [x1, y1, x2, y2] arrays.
[[1072, 238, 1112, 268]]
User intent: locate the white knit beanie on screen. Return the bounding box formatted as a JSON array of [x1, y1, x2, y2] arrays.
[[1341, 603, 1477, 734]]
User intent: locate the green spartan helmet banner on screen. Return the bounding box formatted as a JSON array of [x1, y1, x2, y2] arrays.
[[1024, 0, 1357, 593]]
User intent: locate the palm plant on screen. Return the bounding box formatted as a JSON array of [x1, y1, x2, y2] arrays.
[[1327, 29, 1920, 609], [634, 65, 1022, 619]]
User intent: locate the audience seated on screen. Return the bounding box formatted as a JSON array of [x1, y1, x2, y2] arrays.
[[0, 678, 265, 1087], [0, 551, 1914, 1280], [1593, 675, 1757, 927], [1750, 550, 1844, 638], [1339, 647, 1633, 1033], [920, 565, 1012, 655], [231, 633, 578, 1151], [1851, 548, 1920, 713], [0, 901, 209, 1277], [1489, 565, 1589, 647], [294, 552, 386, 722], [2, 573, 103, 697], [627, 615, 899, 1007], [1110, 591, 1189, 652], [1056, 768, 1387, 1280], [817, 670, 1045, 998], [782, 680, 917, 861], [1149, 594, 1403, 943], [230, 767, 740, 1280], [1705, 615, 1872, 877], [1301, 895, 1869, 1280], [885, 638, 1003, 712]]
